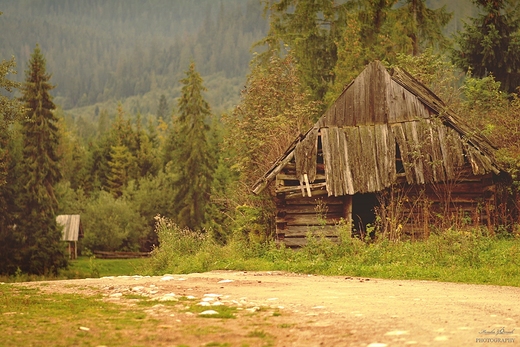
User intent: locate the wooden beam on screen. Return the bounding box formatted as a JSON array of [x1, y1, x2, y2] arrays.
[[304, 173, 312, 197], [252, 151, 295, 194]]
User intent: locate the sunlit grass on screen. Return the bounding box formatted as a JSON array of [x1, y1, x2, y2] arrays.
[[147, 221, 520, 287]]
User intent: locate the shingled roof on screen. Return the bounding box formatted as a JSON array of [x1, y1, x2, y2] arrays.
[[252, 61, 504, 196]]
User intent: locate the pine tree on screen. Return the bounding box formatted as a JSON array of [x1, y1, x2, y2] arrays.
[[0, 48, 24, 275], [172, 62, 215, 230], [107, 144, 133, 198], [452, 0, 520, 93], [16, 45, 66, 275], [260, 0, 348, 105], [156, 94, 169, 120], [395, 0, 452, 56], [0, 56, 23, 186]]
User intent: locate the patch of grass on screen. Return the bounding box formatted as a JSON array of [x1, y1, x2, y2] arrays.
[[0, 284, 164, 347], [184, 324, 231, 336], [205, 342, 231, 347], [61, 256, 149, 279], [246, 330, 269, 338], [148, 222, 520, 286], [246, 329, 274, 346], [184, 304, 237, 319]]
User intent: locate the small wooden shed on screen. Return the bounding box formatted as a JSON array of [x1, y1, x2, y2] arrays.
[[56, 214, 84, 259], [252, 61, 509, 246]]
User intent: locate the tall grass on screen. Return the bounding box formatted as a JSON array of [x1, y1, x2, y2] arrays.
[[146, 217, 520, 287]]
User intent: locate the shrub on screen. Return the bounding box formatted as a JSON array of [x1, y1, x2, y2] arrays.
[[82, 191, 147, 252]]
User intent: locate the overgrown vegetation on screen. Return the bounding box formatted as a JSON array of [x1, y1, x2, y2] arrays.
[[1, 1, 520, 278], [146, 216, 520, 287]]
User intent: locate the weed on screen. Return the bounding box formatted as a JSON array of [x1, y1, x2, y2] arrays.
[[146, 216, 520, 286], [184, 304, 237, 319], [246, 329, 275, 346]]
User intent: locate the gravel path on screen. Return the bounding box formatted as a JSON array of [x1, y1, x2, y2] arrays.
[[19, 271, 520, 346]]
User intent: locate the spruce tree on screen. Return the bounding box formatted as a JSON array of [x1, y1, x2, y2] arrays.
[[0, 50, 24, 275], [156, 94, 169, 121], [261, 0, 348, 105], [172, 62, 215, 230], [452, 0, 520, 93], [16, 45, 66, 275]]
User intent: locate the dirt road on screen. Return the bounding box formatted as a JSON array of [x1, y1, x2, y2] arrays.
[[21, 271, 520, 346]]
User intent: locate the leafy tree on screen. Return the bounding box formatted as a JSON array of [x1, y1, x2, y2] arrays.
[[171, 62, 215, 230], [452, 0, 520, 93], [224, 53, 319, 240], [226, 53, 319, 187], [15, 45, 66, 275], [82, 191, 146, 252]]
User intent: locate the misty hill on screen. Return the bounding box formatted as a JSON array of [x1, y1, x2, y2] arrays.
[[0, 0, 476, 121], [0, 0, 268, 117]]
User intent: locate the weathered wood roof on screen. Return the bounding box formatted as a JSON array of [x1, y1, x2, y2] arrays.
[[56, 214, 83, 241], [252, 61, 504, 196]]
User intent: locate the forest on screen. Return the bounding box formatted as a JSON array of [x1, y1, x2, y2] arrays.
[[1, 0, 520, 276]]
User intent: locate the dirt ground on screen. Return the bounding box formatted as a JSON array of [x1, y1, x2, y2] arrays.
[[19, 271, 520, 346]]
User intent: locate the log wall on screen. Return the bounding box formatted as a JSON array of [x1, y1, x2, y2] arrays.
[[275, 163, 499, 246]]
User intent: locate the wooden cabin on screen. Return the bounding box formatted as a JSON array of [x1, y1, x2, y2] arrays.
[[252, 61, 509, 246], [56, 214, 84, 259]]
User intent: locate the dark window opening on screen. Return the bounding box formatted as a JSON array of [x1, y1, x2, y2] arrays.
[[317, 134, 324, 165], [396, 142, 405, 174]]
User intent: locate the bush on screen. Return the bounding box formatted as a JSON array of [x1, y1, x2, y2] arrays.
[[82, 191, 147, 252]]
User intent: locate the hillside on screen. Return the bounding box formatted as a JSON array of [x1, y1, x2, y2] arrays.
[[0, 0, 268, 118], [0, 0, 476, 122]]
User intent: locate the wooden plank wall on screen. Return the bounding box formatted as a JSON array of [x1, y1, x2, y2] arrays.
[[382, 171, 497, 239], [276, 163, 497, 245]]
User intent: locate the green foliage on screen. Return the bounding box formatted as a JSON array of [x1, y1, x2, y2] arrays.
[[394, 0, 452, 56], [451, 0, 520, 93], [327, 0, 453, 105], [107, 144, 135, 198], [170, 63, 216, 231], [0, 55, 23, 186], [82, 191, 147, 252], [148, 216, 217, 274], [147, 217, 520, 286], [9, 45, 67, 276], [226, 53, 318, 187], [156, 94, 169, 120], [392, 49, 461, 104], [461, 74, 507, 112], [261, 0, 348, 103], [0, 1, 267, 111]]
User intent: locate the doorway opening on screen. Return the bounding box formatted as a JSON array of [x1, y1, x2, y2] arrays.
[[352, 193, 378, 239]]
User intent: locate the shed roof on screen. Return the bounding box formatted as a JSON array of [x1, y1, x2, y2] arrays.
[[252, 61, 505, 196], [56, 214, 83, 241]]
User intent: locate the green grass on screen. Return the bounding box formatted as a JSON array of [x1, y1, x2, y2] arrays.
[[148, 223, 520, 287], [61, 256, 150, 278], [0, 285, 160, 347], [184, 303, 238, 319], [0, 256, 150, 283]]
